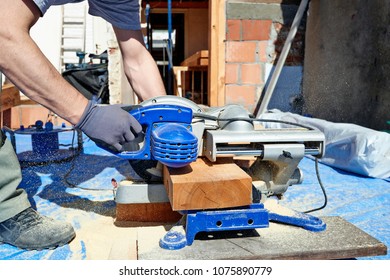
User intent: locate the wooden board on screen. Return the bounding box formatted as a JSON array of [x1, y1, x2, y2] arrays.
[[137, 216, 388, 260], [1, 84, 20, 112], [180, 50, 209, 67], [163, 158, 252, 211], [209, 0, 226, 107], [116, 202, 182, 223]]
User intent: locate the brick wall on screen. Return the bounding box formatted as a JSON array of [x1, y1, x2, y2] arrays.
[[225, 1, 305, 113]]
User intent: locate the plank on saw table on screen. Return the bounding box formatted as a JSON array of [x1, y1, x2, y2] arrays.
[[116, 202, 182, 223], [163, 157, 252, 211], [137, 216, 388, 260]]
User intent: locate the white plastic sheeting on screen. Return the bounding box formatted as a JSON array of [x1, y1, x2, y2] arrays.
[[260, 110, 390, 179]]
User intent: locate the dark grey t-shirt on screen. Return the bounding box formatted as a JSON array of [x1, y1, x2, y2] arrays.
[[33, 0, 141, 30]]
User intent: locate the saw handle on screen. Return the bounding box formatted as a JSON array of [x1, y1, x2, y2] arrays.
[[117, 104, 194, 161]]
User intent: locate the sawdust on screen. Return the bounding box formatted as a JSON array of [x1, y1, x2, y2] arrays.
[[64, 211, 138, 260], [264, 199, 296, 216], [137, 225, 169, 255]]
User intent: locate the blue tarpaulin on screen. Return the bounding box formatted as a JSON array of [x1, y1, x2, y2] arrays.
[[0, 129, 388, 260]]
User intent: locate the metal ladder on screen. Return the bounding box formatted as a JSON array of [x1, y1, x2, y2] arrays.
[[60, 2, 87, 71]]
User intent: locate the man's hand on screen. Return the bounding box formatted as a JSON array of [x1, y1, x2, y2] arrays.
[[75, 100, 142, 152]]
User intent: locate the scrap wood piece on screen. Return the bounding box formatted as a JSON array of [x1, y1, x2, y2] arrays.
[[0, 83, 20, 112], [163, 157, 252, 211], [116, 202, 182, 223], [180, 50, 209, 67]]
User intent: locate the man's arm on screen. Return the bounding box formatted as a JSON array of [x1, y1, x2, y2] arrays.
[[0, 0, 142, 152], [113, 27, 166, 102], [0, 0, 88, 124]]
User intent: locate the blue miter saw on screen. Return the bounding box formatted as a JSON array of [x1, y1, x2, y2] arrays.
[[117, 103, 198, 168], [115, 96, 326, 250]]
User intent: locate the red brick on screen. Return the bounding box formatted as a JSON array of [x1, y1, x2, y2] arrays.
[[226, 41, 257, 63], [226, 20, 241, 41], [242, 20, 272, 41], [225, 63, 240, 84], [258, 41, 268, 62], [225, 85, 257, 112], [241, 64, 262, 84]]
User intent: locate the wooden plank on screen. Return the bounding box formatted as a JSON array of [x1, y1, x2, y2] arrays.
[[173, 66, 188, 97], [108, 236, 137, 260], [1, 84, 20, 112], [68, 217, 138, 260], [180, 50, 209, 67], [163, 157, 252, 211], [116, 202, 182, 223], [137, 216, 388, 260], [209, 0, 226, 107]]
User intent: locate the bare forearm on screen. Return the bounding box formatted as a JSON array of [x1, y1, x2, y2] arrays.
[[0, 0, 88, 125], [114, 28, 166, 102], [123, 50, 166, 101], [0, 36, 88, 124]]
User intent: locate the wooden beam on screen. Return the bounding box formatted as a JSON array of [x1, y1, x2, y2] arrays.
[[180, 50, 209, 67], [0, 84, 20, 112], [137, 216, 388, 260], [116, 202, 182, 223], [208, 0, 226, 107], [163, 158, 252, 211]]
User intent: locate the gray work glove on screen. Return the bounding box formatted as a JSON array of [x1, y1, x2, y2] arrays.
[[75, 100, 142, 153]]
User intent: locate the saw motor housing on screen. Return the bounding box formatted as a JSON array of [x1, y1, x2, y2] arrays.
[[118, 104, 198, 168], [119, 96, 325, 198]]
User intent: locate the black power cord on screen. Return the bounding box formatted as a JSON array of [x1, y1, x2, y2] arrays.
[[193, 112, 328, 213], [62, 130, 111, 192], [63, 113, 328, 210], [192, 112, 316, 131], [304, 157, 328, 213]]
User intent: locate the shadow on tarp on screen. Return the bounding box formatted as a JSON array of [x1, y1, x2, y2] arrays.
[[19, 153, 134, 218]]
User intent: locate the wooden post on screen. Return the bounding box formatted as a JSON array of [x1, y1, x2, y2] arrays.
[[209, 0, 226, 107], [1, 84, 21, 127], [163, 158, 252, 211]]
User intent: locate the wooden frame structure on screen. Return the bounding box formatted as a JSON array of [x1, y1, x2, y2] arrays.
[[143, 1, 227, 107], [208, 0, 226, 107]]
